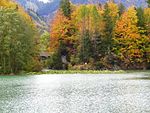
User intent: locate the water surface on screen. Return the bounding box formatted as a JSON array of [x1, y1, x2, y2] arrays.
[[0, 73, 150, 113]]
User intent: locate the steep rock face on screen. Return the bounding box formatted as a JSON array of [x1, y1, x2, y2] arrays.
[[16, 0, 48, 32], [16, 0, 147, 16]]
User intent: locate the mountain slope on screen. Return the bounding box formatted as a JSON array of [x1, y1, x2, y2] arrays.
[[15, 0, 147, 32], [16, 0, 147, 16], [27, 9, 48, 32]]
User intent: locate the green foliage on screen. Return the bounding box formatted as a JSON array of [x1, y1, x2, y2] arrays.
[[48, 43, 63, 70], [137, 7, 145, 29], [118, 3, 125, 16], [60, 0, 71, 18], [147, 0, 150, 7], [40, 31, 50, 52], [144, 8, 150, 36], [78, 30, 93, 63], [103, 2, 119, 55], [27, 70, 126, 75], [0, 8, 40, 74], [47, 52, 63, 70]]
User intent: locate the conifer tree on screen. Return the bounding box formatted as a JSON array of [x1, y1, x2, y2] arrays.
[[60, 0, 71, 18], [118, 3, 125, 16], [137, 7, 145, 27], [90, 6, 104, 58], [147, 0, 150, 8], [79, 30, 93, 63], [103, 2, 119, 55]]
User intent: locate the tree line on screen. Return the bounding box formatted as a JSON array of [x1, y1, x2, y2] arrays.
[[48, 0, 150, 70]]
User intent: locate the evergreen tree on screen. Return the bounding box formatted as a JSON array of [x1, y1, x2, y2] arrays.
[[60, 0, 71, 18], [48, 40, 65, 70], [90, 6, 104, 58], [118, 3, 125, 16], [137, 8, 150, 68], [137, 7, 145, 29], [144, 8, 150, 36], [147, 0, 150, 8], [79, 30, 93, 63], [103, 2, 119, 55]]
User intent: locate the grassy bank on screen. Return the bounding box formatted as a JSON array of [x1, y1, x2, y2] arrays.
[[26, 70, 150, 75], [2, 69, 149, 76]]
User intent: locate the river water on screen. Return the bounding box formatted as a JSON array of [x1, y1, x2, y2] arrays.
[[0, 73, 150, 113]]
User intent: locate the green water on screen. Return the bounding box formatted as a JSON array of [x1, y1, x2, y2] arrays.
[[0, 73, 150, 113]]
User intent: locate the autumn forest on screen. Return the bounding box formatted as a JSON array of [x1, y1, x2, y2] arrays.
[[0, 0, 150, 74]]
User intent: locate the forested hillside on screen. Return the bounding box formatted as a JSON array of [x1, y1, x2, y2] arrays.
[[0, 0, 150, 75]]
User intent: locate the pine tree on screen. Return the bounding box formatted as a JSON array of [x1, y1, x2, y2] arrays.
[[79, 30, 93, 63], [147, 0, 150, 8], [90, 6, 104, 58], [137, 7, 145, 29], [144, 8, 150, 36], [103, 2, 119, 55], [60, 0, 71, 18], [118, 3, 125, 16], [48, 40, 63, 70]]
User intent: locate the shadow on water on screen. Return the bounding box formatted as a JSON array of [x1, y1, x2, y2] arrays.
[[127, 77, 150, 80], [125, 73, 150, 80]]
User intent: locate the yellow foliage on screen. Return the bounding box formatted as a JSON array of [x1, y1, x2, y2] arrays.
[[107, 1, 119, 21], [115, 6, 140, 39], [114, 6, 144, 67], [0, 0, 16, 8], [50, 11, 77, 52], [0, 0, 36, 30]]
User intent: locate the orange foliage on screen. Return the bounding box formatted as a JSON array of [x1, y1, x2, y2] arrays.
[[114, 7, 149, 68], [49, 10, 77, 53]]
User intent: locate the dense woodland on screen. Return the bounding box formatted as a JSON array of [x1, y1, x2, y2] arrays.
[[0, 0, 42, 74], [0, 0, 150, 74], [49, 0, 150, 70]]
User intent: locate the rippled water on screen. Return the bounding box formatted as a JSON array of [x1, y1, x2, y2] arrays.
[[0, 73, 150, 113]]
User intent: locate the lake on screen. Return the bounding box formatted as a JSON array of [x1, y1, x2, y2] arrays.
[[0, 73, 150, 113]]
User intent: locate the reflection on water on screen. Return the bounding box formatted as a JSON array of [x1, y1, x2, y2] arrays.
[[0, 74, 150, 113]]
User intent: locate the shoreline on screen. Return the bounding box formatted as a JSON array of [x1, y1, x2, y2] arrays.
[[23, 70, 150, 75], [0, 70, 150, 76]]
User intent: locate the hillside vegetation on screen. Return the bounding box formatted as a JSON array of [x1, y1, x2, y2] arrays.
[[0, 0, 150, 75], [48, 0, 150, 70]]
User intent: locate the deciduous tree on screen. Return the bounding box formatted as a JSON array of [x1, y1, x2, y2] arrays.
[[114, 7, 150, 69]]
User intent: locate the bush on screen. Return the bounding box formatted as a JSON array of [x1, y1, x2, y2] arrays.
[[47, 52, 63, 70], [26, 57, 43, 72], [70, 63, 95, 70]]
